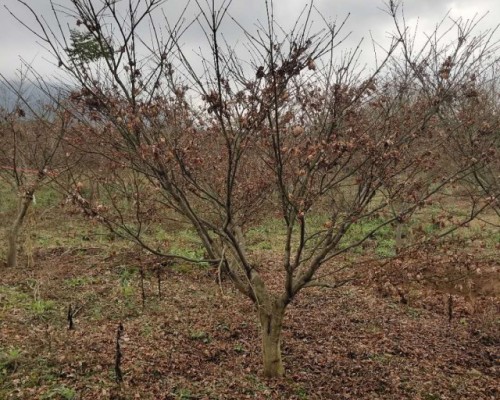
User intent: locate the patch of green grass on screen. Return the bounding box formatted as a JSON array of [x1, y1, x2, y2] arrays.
[[169, 246, 206, 263], [406, 307, 422, 319], [115, 266, 139, 313], [118, 265, 138, 286], [0, 285, 31, 307], [376, 237, 396, 257], [233, 343, 245, 353], [254, 241, 273, 250], [141, 323, 154, 337], [32, 186, 61, 209], [172, 387, 195, 399], [64, 276, 93, 288], [30, 358, 59, 383], [0, 182, 20, 213], [215, 322, 230, 332], [422, 222, 440, 235], [88, 303, 104, 320], [153, 226, 170, 243], [29, 299, 56, 317], [245, 374, 271, 392], [296, 386, 309, 399], [151, 227, 206, 256], [247, 217, 286, 251], [121, 282, 135, 299], [150, 226, 209, 268], [189, 330, 210, 343], [41, 385, 77, 400], [0, 285, 55, 319], [485, 230, 500, 248], [171, 263, 194, 274], [339, 216, 395, 254], [0, 346, 23, 374]]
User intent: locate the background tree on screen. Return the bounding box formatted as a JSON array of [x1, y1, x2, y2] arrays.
[[0, 75, 69, 268], [12, 0, 499, 377], [388, 0, 500, 237]]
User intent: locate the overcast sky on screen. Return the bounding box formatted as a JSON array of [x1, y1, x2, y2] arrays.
[[0, 0, 499, 81]]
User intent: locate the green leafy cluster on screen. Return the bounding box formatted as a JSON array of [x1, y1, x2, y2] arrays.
[[67, 30, 112, 63]]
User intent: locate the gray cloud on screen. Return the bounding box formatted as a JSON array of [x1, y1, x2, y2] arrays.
[[0, 0, 498, 80]]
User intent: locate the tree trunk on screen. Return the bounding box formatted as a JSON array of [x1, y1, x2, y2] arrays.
[[395, 220, 410, 255], [258, 303, 285, 378], [395, 221, 404, 254], [6, 193, 33, 268]]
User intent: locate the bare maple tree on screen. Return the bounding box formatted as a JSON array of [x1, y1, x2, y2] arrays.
[[0, 75, 69, 268], [11, 0, 499, 377], [388, 0, 500, 229]]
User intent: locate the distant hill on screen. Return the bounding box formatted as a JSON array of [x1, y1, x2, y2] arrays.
[[0, 79, 65, 112]]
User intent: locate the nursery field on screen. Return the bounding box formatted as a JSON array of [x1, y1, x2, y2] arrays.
[[0, 187, 498, 400]]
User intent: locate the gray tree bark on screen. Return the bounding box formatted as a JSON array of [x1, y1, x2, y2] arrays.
[[6, 192, 33, 268]]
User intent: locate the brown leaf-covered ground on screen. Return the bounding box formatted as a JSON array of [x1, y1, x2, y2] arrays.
[[1, 243, 498, 399]]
